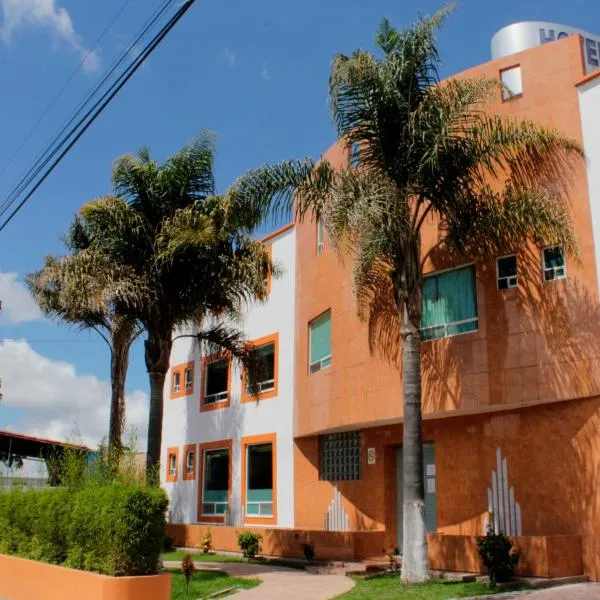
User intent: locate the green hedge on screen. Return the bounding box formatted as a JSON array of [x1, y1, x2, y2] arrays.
[[0, 484, 168, 576]]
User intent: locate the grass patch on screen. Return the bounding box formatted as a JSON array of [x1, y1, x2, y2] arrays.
[[336, 574, 524, 599], [162, 550, 242, 563], [170, 569, 260, 599]]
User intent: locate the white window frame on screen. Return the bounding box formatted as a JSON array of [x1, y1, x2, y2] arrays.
[[185, 450, 195, 475], [201, 447, 229, 516], [184, 366, 193, 391], [500, 65, 523, 102], [245, 443, 274, 518], [204, 358, 229, 405], [245, 343, 276, 395], [317, 218, 324, 254], [308, 310, 332, 374], [542, 246, 567, 282], [496, 254, 518, 289], [168, 453, 177, 477], [420, 262, 479, 342], [172, 371, 181, 393]]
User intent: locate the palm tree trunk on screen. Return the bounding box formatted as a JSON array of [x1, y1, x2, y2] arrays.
[[145, 330, 172, 483], [108, 343, 128, 452], [400, 304, 430, 583]]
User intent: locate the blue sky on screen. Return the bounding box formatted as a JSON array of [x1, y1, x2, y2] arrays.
[[0, 0, 596, 447]]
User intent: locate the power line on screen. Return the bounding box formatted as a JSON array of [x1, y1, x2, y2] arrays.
[[0, 0, 135, 182], [0, 0, 178, 221], [0, 0, 194, 229]]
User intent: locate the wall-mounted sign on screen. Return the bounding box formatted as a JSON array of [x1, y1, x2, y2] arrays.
[[367, 447, 376, 465], [491, 22, 600, 73]]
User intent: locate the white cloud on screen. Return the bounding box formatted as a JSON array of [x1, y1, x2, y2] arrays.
[[261, 63, 270, 80], [0, 271, 41, 325], [0, 0, 100, 73], [220, 47, 235, 66], [0, 339, 149, 449]]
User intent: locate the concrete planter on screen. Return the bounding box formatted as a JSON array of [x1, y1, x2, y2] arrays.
[[0, 554, 171, 600]]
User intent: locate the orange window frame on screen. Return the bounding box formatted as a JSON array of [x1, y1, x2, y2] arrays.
[[241, 332, 279, 403], [200, 354, 232, 412], [197, 439, 233, 524], [166, 446, 179, 482], [241, 433, 277, 525], [170, 361, 195, 399], [183, 444, 197, 481]]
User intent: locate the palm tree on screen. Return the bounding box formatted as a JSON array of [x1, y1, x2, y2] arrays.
[[27, 252, 142, 455], [238, 7, 580, 582], [69, 134, 313, 480]]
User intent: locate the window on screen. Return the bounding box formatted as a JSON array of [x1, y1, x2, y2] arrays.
[[204, 358, 229, 405], [543, 246, 566, 281], [497, 255, 518, 289], [241, 333, 279, 402], [309, 311, 331, 373], [422, 265, 478, 341], [171, 362, 195, 399], [317, 218, 324, 254], [246, 443, 273, 517], [350, 141, 360, 167], [166, 447, 179, 482], [184, 366, 193, 391], [320, 432, 361, 481], [201, 448, 230, 516], [183, 444, 196, 481], [500, 65, 522, 101], [172, 371, 181, 393]]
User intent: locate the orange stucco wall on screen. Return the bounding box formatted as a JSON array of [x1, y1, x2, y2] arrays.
[[167, 523, 384, 561], [0, 554, 171, 600], [294, 397, 600, 580], [294, 34, 600, 438]]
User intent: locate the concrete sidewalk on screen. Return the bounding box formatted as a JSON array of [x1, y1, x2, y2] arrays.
[[463, 583, 600, 599], [163, 560, 355, 599]]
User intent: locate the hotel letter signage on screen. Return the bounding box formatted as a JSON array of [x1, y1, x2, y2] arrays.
[[491, 21, 600, 73]]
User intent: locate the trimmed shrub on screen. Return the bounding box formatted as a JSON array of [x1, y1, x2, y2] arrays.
[[477, 530, 520, 585], [237, 531, 262, 559], [0, 484, 168, 576]]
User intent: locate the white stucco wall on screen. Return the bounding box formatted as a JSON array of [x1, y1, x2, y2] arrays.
[[161, 227, 296, 528], [579, 77, 600, 296]]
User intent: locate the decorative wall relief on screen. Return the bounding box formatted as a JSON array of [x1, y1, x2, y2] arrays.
[[486, 447, 522, 536], [324, 485, 350, 531]]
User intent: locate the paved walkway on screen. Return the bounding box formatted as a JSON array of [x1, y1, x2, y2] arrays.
[[464, 583, 600, 599], [163, 560, 354, 599]]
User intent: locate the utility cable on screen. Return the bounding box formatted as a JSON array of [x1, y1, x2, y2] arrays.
[[0, 0, 196, 233], [0, 0, 179, 221]]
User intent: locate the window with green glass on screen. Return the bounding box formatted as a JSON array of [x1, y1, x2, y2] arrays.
[[246, 443, 273, 517], [543, 246, 566, 281], [202, 448, 229, 516], [421, 265, 478, 341], [309, 311, 331, 373]]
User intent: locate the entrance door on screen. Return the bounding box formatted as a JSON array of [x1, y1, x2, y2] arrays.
[[396, 443, 437, 554]]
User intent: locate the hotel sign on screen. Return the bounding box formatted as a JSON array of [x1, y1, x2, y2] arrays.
[[491, 22, 600, 73]]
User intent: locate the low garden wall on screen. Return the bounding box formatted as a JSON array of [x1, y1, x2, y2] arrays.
[[428, 534, 584, 578], [0, 555, 171, 600], [168, 523, 386, 561]]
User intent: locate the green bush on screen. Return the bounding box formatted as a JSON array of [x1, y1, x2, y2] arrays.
[[477, 529, 520, 585], [237, 531, 262, 559], [0, 484, 168, 576]]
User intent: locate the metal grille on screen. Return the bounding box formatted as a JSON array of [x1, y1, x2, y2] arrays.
[[319, 432, 361, 481]]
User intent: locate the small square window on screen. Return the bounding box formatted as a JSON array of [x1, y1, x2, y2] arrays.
[[184, 367, 193, 390], [172, 371, 181, 393], [501, 65, 523, 101], [185, 450, 195, 474], [350, 141, 361, 168], [497, 255, 518, 289], [317, 218, 324, 254], [543, 246, 566, 281]]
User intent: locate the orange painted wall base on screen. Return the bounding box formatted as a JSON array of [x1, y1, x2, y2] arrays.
[[168, 524, 385, 561], [428, 534, 584, 578], [0, 554, 172, 600]]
